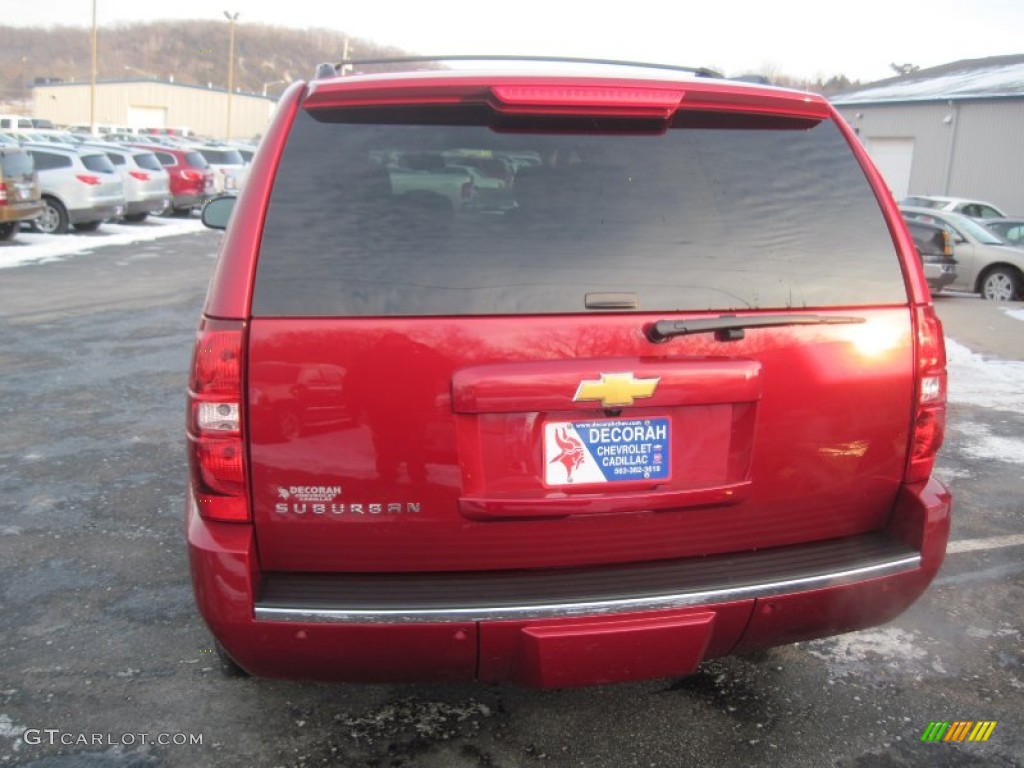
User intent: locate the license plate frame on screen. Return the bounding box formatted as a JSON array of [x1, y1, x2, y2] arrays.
[[543, 417, 671, 487]]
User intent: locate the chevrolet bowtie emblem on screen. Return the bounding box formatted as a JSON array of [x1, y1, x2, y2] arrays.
[[573, 372, 660, 408]]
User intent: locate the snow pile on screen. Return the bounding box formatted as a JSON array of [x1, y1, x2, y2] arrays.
[[945, 338, 1024, 412], [0, 217, 205, 270]]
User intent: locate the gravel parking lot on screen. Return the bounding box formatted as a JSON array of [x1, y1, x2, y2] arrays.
[[1, 228, 1022, 768]]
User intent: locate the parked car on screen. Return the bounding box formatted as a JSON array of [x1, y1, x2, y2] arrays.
[[0, 145, 44, 241], [901, 206, 1024, 300], [20, 129, 83, 146], [227, 142, 258, 164], [979, 217, 1024, 248], [84, 143, 170, 222], [0, 115, 34, 130], [384, 152, 476, 211], [23, 143, 124, 234], [132, 143, 213, 216], [900, 195, 1006, 220], [902, 218, 958, 292], [192, 145, 248, 194], [444, 161, 513, 210], [191, 59, 950, 687]]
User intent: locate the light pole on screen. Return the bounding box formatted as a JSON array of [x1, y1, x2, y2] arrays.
[[224, 11, 239, 139]]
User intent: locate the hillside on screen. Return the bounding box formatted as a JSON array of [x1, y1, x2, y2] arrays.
[[0, 21, 419, 105], [0, 21, 861, 109]]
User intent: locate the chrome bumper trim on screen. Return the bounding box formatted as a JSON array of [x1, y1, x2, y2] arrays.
[[254, 553, 920, 624]]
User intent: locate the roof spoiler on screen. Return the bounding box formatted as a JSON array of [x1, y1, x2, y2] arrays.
[[313, 55, 724, 80]]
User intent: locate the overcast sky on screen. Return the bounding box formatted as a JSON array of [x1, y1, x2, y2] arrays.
[[9, 0, 1024, 83]]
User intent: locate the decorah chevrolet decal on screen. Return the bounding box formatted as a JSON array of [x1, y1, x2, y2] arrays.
[[573, 372, 660, 408]]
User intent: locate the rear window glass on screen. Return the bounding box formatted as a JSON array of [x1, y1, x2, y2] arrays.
[[904, 211, 1003, 245], [134, 152, 163, 172], [254, 106, 906, 316], [199, 149, 243, 165], [183, 151, 209, 169], [30, 151, 72, 171], [107, 153, 126, 166], [81, 153, 117, 173], [1, 150, 33, 176]]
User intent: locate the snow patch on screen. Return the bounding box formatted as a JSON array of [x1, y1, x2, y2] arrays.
[[1002, 308, 1024, 323], [945, 338, 1024, 412], [0, 218, 205, 270], [805, 627, 933, 679], [953, 422, 1024, 465], [0, 713, 26, 739]]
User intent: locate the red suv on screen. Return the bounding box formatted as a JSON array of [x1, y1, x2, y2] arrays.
[[132, 143, 213, 215], [190, 58, 951, 687]]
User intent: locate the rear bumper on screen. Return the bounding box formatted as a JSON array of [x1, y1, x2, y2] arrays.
[[187, 478, 951, 687], [68, 203, 124, 224], [923, 261, 958, 292], [0, 201, 44, 223], [124, 192, 170, 216], [170, 192, 204, 210]]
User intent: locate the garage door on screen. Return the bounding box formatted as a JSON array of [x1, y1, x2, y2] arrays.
[[127, 106, 167, 131], [864, 137, 914, 199]]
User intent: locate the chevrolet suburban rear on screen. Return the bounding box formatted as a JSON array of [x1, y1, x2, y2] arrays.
[[188, 59, 950, 687]]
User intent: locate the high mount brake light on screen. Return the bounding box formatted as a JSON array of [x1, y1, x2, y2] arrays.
[[187, 319, 249, 522], [0, 183, 7, 205], [490, 85, 684, 117], [907, 305, 947, 483]]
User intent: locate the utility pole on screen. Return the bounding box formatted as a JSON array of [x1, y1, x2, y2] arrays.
[[90, 0, 97, 132], [224, 11, 239, 139]]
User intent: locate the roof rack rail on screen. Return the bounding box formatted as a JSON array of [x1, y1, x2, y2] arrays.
[[313, 55, 723, 80]]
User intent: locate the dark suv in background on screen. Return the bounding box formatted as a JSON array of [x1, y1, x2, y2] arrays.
[[191, 58, 951, 688], [904, 218, 958, 293]]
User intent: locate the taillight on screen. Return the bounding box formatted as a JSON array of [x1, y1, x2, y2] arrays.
[[129, 171, 149, 181], [0, 182, 7, 205], [76, 174, 102, 186], [180, 169, 202, 182], [187, 318, 248, 522], [906, 305, 947, 483], [491, 84, 684, 117]]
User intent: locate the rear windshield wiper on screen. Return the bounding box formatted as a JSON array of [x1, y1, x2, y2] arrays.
[[647, 314, 866, 343]]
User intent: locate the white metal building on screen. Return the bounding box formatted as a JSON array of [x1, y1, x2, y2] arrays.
[[31, 78, 277, 140], [832, 55, 1024, 215]]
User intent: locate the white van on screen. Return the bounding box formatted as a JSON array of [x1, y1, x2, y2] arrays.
[[0, 115, 34, 130]]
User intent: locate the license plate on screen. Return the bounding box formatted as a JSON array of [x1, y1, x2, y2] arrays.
[[544, 417, 670, 486]]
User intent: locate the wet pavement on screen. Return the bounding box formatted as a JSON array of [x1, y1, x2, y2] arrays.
[[0, 231, 1021, 767]]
